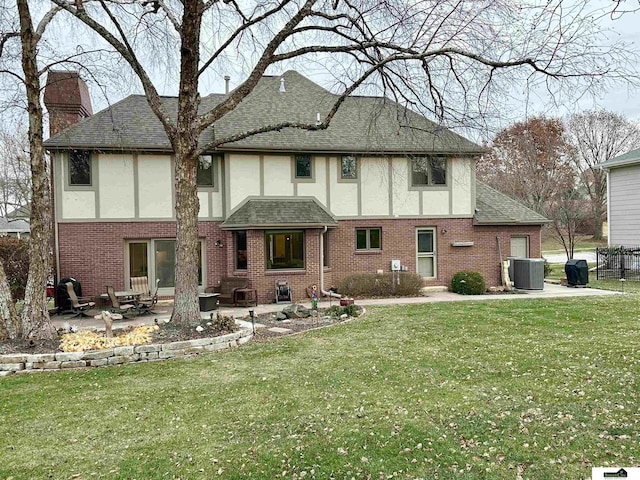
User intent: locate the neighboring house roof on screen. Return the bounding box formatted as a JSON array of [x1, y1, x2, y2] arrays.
[[44, 71, 483, 156], [598, 147, 640, 169], [6, 204, 30, 221], [222, 197, 337, 230], [0, 217, 30, 233], [474, 182, 549, 225]]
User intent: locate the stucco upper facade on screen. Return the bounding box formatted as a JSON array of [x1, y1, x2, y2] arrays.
[[53, 151, 474, 222]]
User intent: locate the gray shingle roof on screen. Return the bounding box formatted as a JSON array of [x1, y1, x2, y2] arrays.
[[44, 71, 483, 155], [0, 217, 30, 233], [222, 197, 337, 229], [474, 182, 549, 225], [598, 147, 640, 169]]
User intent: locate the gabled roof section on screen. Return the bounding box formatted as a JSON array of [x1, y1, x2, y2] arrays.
[[44, 71, 483, 155], [221, 197, 337, 230], [599, 147, 640, 170], [474, 182, 549, 225]]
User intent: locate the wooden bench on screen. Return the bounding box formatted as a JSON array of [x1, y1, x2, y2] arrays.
[[205, 277, 251, 306]]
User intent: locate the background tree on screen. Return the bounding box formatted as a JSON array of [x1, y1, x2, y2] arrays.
[[565, 110, 640, 240], [50, 0, 637, 324], [0, 128, 31, 219], [477, 116, 583, 258], [0, 0, 69, 340]]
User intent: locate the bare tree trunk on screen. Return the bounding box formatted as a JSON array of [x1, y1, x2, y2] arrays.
[[171, 1, 203, 326], [592, 203, 604, 241], [0, 260, 19, 340], [17, 0, 56, 340]]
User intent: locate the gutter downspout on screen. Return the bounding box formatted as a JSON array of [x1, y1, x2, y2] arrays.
[[319, 226, 341, 298]]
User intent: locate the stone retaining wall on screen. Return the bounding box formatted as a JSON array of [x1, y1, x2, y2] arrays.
[[0, 329, 252, 377]]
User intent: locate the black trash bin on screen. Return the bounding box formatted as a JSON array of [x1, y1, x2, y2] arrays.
[[56, 277, 82, 311], [565, 259, 589, 287]]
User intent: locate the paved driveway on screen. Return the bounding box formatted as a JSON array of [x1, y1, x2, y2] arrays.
[[544, 251, 597, 264]]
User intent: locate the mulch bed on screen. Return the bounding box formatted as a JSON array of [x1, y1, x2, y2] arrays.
[[252, 312, 351, 340], [0, 306, 363, 355]]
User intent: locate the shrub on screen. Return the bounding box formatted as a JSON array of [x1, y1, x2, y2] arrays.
[[337, 272, 423, 298], [450, 271, 485, 295], [543, 259, 551, 278], [212, 312, 236, 332], [324, 304, 360, 318], [0, 237, 29, 301]]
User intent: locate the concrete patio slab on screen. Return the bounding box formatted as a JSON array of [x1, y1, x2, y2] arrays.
[[49, 282, 621, 332]]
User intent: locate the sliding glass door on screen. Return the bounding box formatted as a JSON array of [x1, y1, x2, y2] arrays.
[[127, 239, 204, 293]]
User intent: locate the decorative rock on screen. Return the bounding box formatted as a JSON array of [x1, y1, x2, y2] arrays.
[[0, 328, 254, 374], [0, 363, 24, 371], [268, 327, 293, 334], [42, 361, 62, 369], [82, 350, 115, 360], [55, 352, 84, 362], [195, 325, 204, 332], [134, 344, 162, 354], [113, 346, 135, 356], [61, 360, 87, 369], [162, 340, 196, 351], [340, 313, 348, 319], [0, 354, 27, 364], [25, 354, 55, 363], [88, 359, 108, 367], [282, 304, 311, 319], [159, 349, 189, 359], [275, 312, 287, 321]]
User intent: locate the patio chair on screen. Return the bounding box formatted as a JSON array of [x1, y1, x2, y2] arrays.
[[65, 282, 97, 317], [105, 285, 136, 317], [275, 279, 292, 304], [130, 277, 160, 314]]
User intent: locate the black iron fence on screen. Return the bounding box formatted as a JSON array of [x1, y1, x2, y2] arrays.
[[596, 246, 640, 281]]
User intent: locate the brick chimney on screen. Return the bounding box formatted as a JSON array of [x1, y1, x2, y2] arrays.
[[43, 71, 93, 137]]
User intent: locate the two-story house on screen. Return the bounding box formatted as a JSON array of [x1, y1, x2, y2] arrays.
[[43, 70, 547, 303], [600, 148, 640, 246]]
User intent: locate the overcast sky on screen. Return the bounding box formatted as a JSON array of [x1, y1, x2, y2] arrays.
[[521, 1, 640, 122]]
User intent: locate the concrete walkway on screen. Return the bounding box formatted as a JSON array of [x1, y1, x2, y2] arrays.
[[50, 282, 621, 332]]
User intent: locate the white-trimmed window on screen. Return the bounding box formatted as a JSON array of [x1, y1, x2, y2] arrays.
[[410, 156, 447, 186], [356, 228, 381, 251], [416, 228, 436, 278]]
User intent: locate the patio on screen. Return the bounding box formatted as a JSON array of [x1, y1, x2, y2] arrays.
[[49, 282, 620, 332]]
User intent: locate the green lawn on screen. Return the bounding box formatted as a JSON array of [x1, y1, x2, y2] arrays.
[[2, 296, 639, 479]]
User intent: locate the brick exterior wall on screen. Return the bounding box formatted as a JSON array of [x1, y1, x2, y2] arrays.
[[57, 219, 541, 302]]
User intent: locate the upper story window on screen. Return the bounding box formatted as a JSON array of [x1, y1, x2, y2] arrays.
[[340, 155, 357, 179], [69, 150, 91, 186], [410, 155, 447, 186], [294, 154, 312, 179], [197, 155, 218, 187]]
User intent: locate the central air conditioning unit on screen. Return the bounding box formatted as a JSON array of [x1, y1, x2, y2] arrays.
[[512, 258, 545, 290]]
